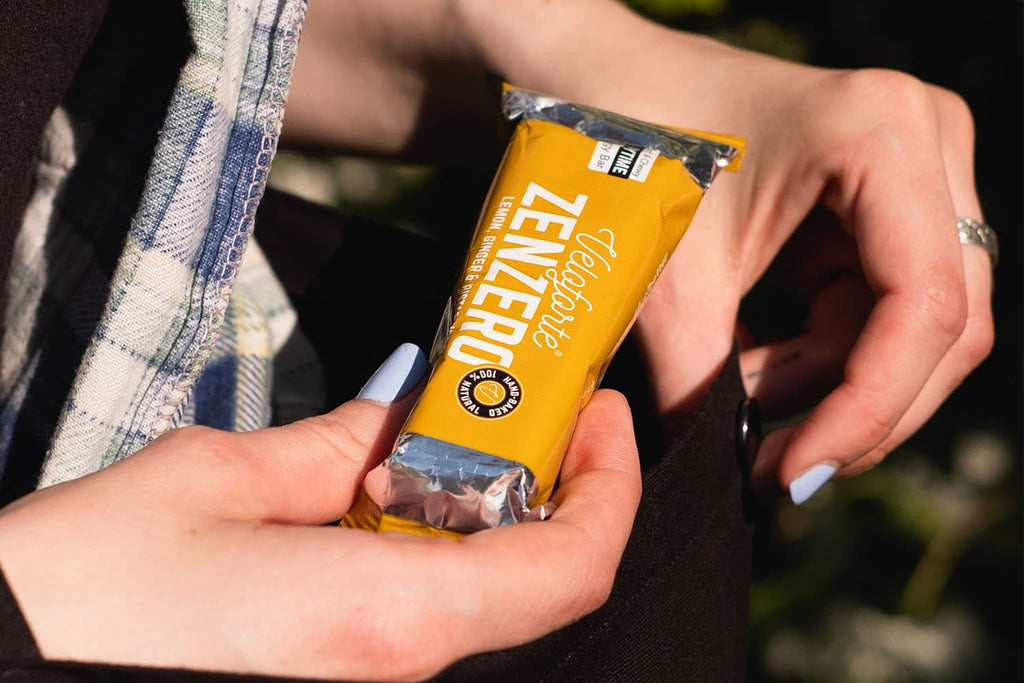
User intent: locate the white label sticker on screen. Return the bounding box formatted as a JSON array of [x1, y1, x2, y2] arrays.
[[587, 141, 659, 182]]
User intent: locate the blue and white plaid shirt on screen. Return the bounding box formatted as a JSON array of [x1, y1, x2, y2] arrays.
[[0, 0, 323, 491]]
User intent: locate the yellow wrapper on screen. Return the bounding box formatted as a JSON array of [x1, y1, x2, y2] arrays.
[[342, 85, 744, 538]]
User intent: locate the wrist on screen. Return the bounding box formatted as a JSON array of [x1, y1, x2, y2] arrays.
[[453, 0, 799, 137], [453, 0, 662, 99]]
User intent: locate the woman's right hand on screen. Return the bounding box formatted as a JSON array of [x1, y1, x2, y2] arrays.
[[0, 345, 641, 682]]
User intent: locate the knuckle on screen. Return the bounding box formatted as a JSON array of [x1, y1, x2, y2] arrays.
[[365, 633, 446, 682], [960, 312, 995, 365], [584, 570, 616, 613], [161, 425, 240, 466], [916, 272, 968, 340], [930, 84, 976, 141], [567, 541, 618, 617], [157, 424, 218, 447], [563, 575, 612, 622], [537, 529, 616, 622], [836, 68, 931, 116], [856, 444, 892, 472], [292, 413, 373, 467], [825, 69, 935, 158], [841, 384, 901, 447], [314, 603, 451, 681], [858, 408, 899, 449], [149, 426, 263, 512]]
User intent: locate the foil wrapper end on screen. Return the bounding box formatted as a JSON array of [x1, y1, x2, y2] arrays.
[[369, 433, 542, 534], [502, 86, 741, 190]]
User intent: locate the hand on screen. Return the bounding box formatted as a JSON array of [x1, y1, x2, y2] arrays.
[[534, 17, 994, 503], [639, 56, 991, 504], [0, 345, 641, 681], [280, 0, 994, 503], [433, 0, 992, 502]]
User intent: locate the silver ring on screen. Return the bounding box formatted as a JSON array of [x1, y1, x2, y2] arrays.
[[957, 217, 999, 267]]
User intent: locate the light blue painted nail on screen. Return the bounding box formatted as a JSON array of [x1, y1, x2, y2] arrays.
[[357, 343, 428, 404], [789, 463, 838, 505]]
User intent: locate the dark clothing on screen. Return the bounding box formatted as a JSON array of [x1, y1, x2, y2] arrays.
[[0, 0, 111, 328]]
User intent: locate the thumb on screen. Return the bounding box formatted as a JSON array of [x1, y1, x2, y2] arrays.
[[178, 343, 428, 524]]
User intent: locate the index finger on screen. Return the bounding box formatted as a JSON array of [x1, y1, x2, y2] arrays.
[[455, 388, 642, 652], [779, 73, 967, 489]]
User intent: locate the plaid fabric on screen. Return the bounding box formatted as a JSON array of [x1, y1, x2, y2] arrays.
[[0, 0, 323, 493]]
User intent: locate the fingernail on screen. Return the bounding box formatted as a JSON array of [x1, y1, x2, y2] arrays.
[[789, 463, 838, 505], [357, 343, 428, 404]]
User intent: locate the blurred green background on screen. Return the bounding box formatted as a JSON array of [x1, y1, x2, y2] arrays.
[[267, 1, 1022, 680]]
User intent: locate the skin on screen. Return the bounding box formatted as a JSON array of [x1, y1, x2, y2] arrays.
[[0, 387, 641, 681], [0, 0, 995, 678], [281, 0, 993, 487]]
